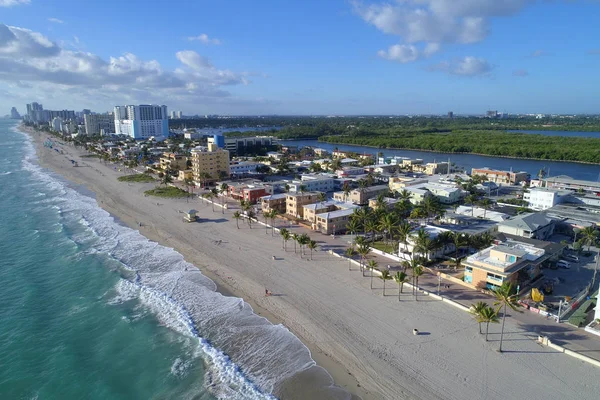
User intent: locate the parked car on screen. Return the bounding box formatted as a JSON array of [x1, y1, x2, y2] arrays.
[[557, 260, 571, 269], [564, 255, 579, 262]]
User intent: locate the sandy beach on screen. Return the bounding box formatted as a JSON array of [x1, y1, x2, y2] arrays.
[[22, 126, 600, 400]]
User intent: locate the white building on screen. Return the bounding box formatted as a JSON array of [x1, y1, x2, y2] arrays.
[[497, 212, 556, 240], [398, 225, 454, 261], [229, 162, 263, 175], [288, 176, 335, 193], [50, 117, 63, 132], [84, 113, 115, 136], [114, 105, 169, 139], [524, 188, 572, 211]]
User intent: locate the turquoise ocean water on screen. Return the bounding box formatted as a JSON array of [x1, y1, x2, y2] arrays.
[[0, 121, 323, 399]]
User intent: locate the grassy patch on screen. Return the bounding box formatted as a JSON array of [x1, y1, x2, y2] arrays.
[[118, 174, 155, 183], [144, 186, 189, 198], [371, 241, 397, 254]]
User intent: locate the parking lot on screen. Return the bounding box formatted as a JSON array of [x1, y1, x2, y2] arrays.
[[538, 251, 597, 306]]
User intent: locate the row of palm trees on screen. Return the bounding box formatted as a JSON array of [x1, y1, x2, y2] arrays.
[[470, 282, 521, 352], [278, 228, 319, 260], [345, 236, 425, 301]]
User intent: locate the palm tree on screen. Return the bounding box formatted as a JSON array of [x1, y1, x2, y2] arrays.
[[357, 244, 371, 276], [346, 219, 360, 237], [308, 240, 318, 260], [493, 282, 522, 352], [263, 212, 270, 234], [199, 172, 211, 188], [291, 233, 299, 253], [367, 260, 378, 289], [412, 265, 424, 301], [280, 228, 291, 250], [364, 218, 377, 240], [219, 183, 229, 214], [161, 173, 173, 186], [397, 221, 412, 255], [470, 301, 488, 334], [342, 181, 351, 202], [298, 234, 310, 257], [579, 226, 599, 252], [464, 194, 477, 217], [394, 271, 409, 301], [344, 247, 355, 270], [268, 209, 278, 236], [451, 232, 469, 267], [299, 184, 307, 194], [380, 270, 392, 296], [479, 198, 492, 219], [318, 192, 327, 208], [478, 306, 499, 342], [233, 211, 242, 229], [247, 210, 256, 229], [379, 213, 398, 249]]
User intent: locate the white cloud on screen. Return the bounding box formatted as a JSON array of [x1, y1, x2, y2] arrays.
[[528, 49, 548, 57], [429, 56, 493, 76], [513, 69, 529, 77], [48, 18, 64, 24], [187, 33, 222, 45], [378, 44, 420, 63], [354, 0, 533, 62], [0, 24, 255, 108], [0, 0, 30, 7]]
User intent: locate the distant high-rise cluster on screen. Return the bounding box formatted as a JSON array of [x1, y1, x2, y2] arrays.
[[170, 110, 183, 119], [114, 104, 169, 139], [10, 107, 21, 119]]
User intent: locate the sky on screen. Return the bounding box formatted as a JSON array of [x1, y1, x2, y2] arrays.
[[1, 0, 600, 116]]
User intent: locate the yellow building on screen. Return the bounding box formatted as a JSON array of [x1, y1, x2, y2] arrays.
[[178, 169, 193, 181], [389, 176, 428, 192], [285, 192, 320, 218], [190, 143, 230, 184], [159, 152, 188, 171]]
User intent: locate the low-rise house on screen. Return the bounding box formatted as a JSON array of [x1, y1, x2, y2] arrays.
[[402, 158, 424, 168], [313, 148, 329, 157], [261, 193, 287, 214], [288, 175, 335, 193], [389, 176, 429, 192], [414, 162, 450, 175], [303, 200, 359, 224], [453, 206, 510, 223], [315, 208, 356, 235], [497, 212, 556, 240], [228, 183, 273, 204], [333, 184, 389, 205], [229, 161, 263, 175], [368, 197, 399, 210], [471, 168, 529, 185], [403, 186, 433, 205], [336, 166, 366, 177], [178, 169, 193, 181], [398, 225, 453, 261], [524, 187, 572, 211]]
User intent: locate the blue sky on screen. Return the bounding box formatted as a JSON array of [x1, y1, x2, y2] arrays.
[[1, 0, 600, 115]]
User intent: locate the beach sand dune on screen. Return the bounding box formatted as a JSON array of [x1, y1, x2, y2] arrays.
[[25, 128, 600, 400]]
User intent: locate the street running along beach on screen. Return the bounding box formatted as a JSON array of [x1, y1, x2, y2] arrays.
[[19, 124, 600, 400]]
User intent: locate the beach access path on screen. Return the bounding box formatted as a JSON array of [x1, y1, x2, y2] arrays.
[[28, 131, 600, 400]]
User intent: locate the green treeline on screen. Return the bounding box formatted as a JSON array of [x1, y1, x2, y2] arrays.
[[319, 130, 600, 164]]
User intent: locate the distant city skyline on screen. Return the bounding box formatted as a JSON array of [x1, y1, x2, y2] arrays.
[[1, 1, 600, 115]]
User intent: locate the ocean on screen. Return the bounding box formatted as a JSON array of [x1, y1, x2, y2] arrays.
[[0, 120, 318, 399]]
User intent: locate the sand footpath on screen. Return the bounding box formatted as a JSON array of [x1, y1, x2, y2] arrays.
[[23, 127, 600, 400]]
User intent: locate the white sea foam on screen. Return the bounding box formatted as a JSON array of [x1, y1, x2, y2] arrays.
[[15, 127, 320, 399]]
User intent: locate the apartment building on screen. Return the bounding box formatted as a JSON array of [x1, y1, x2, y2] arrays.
[[315, 208, 355, 235], [159, 152, 188, 171], [287, 176, 335, 193], [222, 136, 274, 155], [84, 113, 115, 135], [114, 105, 168, 139], [414, 162, 450, 175], [524, 187, 571, 211], [471, 168, 529, 185], [261, 193, 287, 214], [333, 184, 389, 205], [463, 243, 546, 290], [285, 192, 321, 218], [302, 200, 358, 224], [389, 176, 429, 192], [190, 143, 230, 184]]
